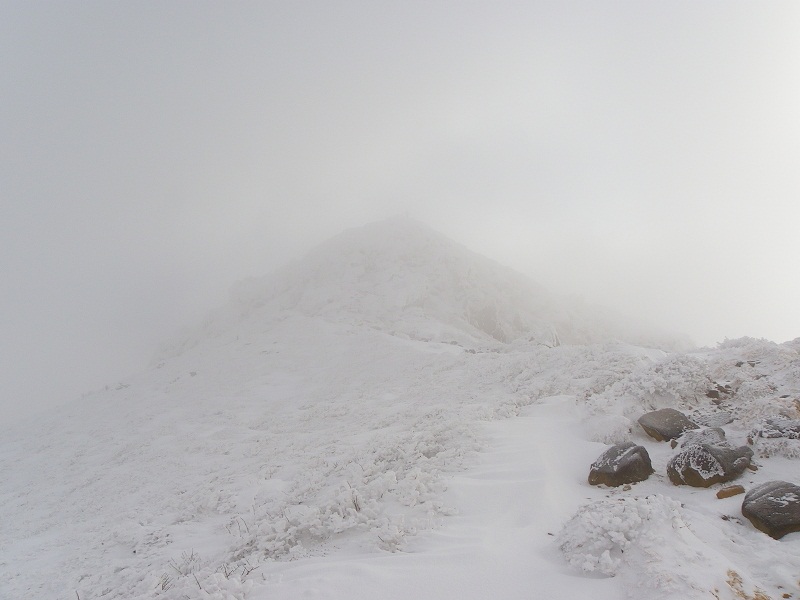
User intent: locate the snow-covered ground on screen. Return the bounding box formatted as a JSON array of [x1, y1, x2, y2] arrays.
[[1, 218, 798, 599]]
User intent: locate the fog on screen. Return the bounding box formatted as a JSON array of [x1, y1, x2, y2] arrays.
[[2, 2, 799, 422]]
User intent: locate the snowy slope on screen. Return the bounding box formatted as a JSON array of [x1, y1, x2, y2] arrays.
[[226, 216, 563, 345], [1, 219, 798, 600]]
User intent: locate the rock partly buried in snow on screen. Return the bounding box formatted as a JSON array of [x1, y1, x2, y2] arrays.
[[588, 442, 654, 487], [750, 417, 800, 441], [741, 480, 800, 539], [747, 418, 800, 459], [716, 485, 745, 499], [705, 382, 732, 403], [638, 408, 699, 442], [691, 411, 734, 427], [671, 427, 728, 449], [667, 444, 753, 487]]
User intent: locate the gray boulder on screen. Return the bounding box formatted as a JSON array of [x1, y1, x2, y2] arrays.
[[588, 442, 654, 487], [741, 481, 800, 539], [638, 408, 699, 442], [667, 444, 753, 487]]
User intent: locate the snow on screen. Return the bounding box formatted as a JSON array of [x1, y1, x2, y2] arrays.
[[1, 218, 798, 600]]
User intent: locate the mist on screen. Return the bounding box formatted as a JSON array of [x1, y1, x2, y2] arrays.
[[2, 1, 799, 422]]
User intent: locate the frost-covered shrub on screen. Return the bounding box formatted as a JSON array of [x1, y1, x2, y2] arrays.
[[587, 354, 711, 418], [583, 414, 634, 445], [734, 379, 777, 404], [508, 344, 644, 406], [218, 411, 474, 569], [721, 386, 798, 425], [716, 336, 776, 352], [557, 495, 685, 576], [152, 567, 255, 600]]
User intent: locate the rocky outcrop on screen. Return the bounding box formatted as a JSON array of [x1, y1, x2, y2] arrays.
[[638, 408, 698, 442], [588, 443, 654, 487], [667, 444, 753, 487], [741, 480, 800, 539]]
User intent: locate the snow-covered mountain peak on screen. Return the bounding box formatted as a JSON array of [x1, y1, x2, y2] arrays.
[[225, 216, 562, 345], [156, 217, 692, 365]]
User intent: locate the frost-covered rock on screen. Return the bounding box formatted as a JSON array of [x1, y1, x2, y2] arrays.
[[588, 443, 653, 487], [638, 408, 698, 441], [750, 417, 800, 440], [690, 410, 733, 427], [666, 444, 753, 487], [671, 427, 728, 449], [705, 382, 732, 402], [747, 418, 800, 459], [741, 480, 800, 539]]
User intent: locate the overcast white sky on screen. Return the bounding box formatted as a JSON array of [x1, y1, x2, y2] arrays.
[[2, 2, 800, 422]]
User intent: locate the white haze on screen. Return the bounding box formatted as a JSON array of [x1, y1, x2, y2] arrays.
[[2, 1, 799, 422]]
